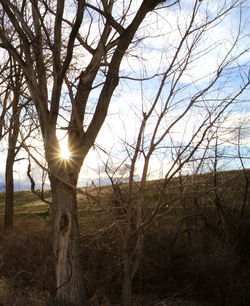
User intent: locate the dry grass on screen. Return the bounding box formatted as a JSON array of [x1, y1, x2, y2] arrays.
[[0, 212, 250, 305], [0, 169, 250, 305], [0, 217, 53, 305]]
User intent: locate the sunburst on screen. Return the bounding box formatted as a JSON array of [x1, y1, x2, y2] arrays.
[[59, 146, 72, 160]]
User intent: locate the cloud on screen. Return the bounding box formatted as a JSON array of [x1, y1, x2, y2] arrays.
[[119, 0, 250, 86]]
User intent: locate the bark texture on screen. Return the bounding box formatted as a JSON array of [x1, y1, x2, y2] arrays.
[[51, 176, 85, 306]]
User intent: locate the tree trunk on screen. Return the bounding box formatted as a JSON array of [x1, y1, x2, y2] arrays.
[[4, 151, 15, 233], [51, 177, 85, 306], [122, 254, 132, 306], [4, 95, 20, 233]]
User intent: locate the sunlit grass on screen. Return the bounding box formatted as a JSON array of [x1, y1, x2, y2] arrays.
[[0, 190, 51, 215]]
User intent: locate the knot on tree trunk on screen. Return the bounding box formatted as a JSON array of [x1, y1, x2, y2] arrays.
[[60, 214, 70, 235]]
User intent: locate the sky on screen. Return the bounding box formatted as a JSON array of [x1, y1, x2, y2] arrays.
[[0, 0, 250, 191]]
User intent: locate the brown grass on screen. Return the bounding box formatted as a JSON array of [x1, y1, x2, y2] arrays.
[[0, 169, 250, 305], [0, 212, 250, 305], [0, 217, 53, 305]]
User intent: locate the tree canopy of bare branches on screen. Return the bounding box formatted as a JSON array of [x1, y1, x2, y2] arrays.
[[0, 0, 249, 305]]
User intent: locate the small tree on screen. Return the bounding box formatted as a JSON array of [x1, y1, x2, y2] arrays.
[[0, 53, 31, 232], [4, 57, 24, 232]]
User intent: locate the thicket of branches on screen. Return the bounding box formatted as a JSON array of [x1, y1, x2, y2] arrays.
[[0, 0, 249, 305]]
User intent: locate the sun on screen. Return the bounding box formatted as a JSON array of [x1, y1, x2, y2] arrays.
[[59, 147, 72, 160]]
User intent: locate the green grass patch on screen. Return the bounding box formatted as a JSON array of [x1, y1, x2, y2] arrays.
[[0, 190, 51, 215]]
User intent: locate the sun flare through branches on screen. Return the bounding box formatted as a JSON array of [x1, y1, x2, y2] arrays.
[[59, 145, 72, 160]]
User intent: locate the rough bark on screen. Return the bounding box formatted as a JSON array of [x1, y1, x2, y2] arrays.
[[50, 176, 85, 306]]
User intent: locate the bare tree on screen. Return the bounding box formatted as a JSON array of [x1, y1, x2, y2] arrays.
[[0, 0, 175, 304], [101, 1, 250, 304], [0, 53, 29, 232], [4, 57, 24, 232]]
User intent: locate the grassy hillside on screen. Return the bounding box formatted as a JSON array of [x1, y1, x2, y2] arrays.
[[0, 190, 51, 216], [0, 169, 250, 305], [0, 168, 249, 215]]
